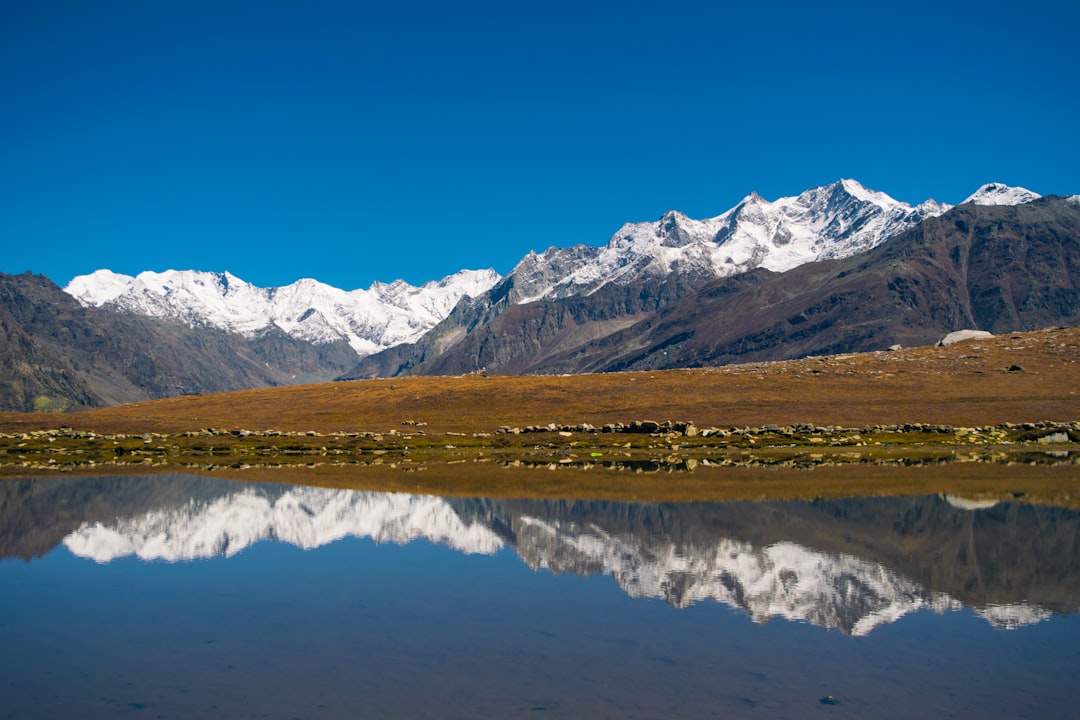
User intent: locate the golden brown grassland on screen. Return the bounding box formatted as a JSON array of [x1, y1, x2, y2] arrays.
[[1, 327, 1077, 505]]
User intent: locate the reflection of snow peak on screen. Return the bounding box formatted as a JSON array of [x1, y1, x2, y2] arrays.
[[975, 604, 1052, 630], [62, 489, 504, 562], [943, 495, 1001, 511], [60, 489, 1057, 635], [516, 516, 959, 636]]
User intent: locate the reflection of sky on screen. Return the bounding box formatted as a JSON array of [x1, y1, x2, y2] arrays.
[[2, 532, 1079, 720]]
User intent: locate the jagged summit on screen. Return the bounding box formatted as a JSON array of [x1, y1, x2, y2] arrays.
[[837, 177, 895, 204], [503, 179, 955, 305]]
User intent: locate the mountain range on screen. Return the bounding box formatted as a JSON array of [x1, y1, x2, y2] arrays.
[[342, 183, 1077, 377], [491, 194, 1080, 374], [1, 179, 1075, 410], [65, 267, 500, 356]]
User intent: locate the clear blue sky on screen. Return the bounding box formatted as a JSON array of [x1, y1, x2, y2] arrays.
[[2, 0, 1077, 290]]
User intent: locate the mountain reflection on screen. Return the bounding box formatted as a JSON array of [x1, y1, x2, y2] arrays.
[[1, 474, 1077, 635]]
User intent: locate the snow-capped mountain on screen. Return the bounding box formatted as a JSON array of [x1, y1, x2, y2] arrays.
[[962, 182, 1041, 206], [62, 179, 1047, 380], [65, 268, 501, 356], [506, 179, 955, 303], [504, 180, 1048, 304], [61, 485, 1059, 635]]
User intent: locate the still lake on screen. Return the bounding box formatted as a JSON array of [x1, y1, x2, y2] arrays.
[[1, 473, 1077, 719]]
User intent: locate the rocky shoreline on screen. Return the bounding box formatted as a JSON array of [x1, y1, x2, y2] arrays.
[[2, 418, 1077, 477]]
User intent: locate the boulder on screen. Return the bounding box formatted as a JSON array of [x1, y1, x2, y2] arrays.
[[937, 330, 993, 346]]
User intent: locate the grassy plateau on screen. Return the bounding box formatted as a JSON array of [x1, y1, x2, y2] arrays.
[[1, 327, 1077, 506]]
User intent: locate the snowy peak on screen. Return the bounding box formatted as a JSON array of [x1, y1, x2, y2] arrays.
[[836, 177, 896, 206], [963, 183, 1041, 206], [65, 268, 135, 304], [72, 269, 274, 335], [656, 210, 704, 248], [65, 268, 501, 356]]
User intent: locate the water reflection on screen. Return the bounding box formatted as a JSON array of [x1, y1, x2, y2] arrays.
[[3, 474, 1076, 635]]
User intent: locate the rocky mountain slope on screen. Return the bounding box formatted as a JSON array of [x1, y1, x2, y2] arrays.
[[0, 272, 358, 411], [546, 195, 1080, 373], [344, 192, 1075, 377]]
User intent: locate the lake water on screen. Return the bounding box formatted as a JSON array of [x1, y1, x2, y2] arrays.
[[1, 474, 1077, 719]]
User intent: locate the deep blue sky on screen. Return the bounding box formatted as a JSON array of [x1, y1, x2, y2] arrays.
[[2, 0, 1077, 290]]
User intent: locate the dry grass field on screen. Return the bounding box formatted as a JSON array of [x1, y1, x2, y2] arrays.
[[1, 327, 1077, 505], [2, 326, 1077, 435]]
